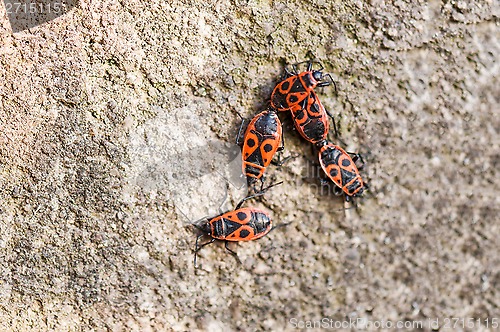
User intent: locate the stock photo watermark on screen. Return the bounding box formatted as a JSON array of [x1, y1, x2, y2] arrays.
[[289, 317, 499, 330], [297, 159, 352, 198], [3, 0, 77, 32]]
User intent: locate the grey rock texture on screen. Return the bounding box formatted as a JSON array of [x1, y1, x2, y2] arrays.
[[0, 0, 498, 330]]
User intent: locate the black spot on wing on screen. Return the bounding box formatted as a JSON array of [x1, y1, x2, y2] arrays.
[[329, 168, 338, 177], [237, 211, 247, 221], [280, 81, 290, 91], [239, 229, 250, 238], [247, 138, 256, 147], [264, 144, 273, 152], [342, 159, 351, 167]]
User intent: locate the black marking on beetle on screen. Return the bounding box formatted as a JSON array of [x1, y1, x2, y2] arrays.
[[329, 168, 339, 177], [254, 112, 278, 134], [212, 218, 225, 238], [301, 73, 315, 88], [247, 138, 256, 147], [281, 81, 290, 91], [224, 219, 243, 236], [294, 109, 305, 120], [271, 92, 287, 108], [245, 165, 262, 177], [342, 159, 351, 167], [251, 211, 271, 234], [263, 144, 273, 153], [237, 211, 247, 221], [239, 229, 250, 238], [246, 148, 265, 167], [321, 146, 342, 165], [290, 79, 305, 93], [346, 180, 364, 196], [340, 169, 357, 186], [309, 96, 320, 114], [302, 120, 325, 142]]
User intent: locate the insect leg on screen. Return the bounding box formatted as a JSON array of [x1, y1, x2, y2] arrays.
[[270, 125, 293, 166], [235, 116, 249, 147], [324, 108, 346, 146], [307, 61, 313, 71], [225, 241, 241, 264], [235, 181, 283, 209], [346, 152, 365, 170], [194, 236, 216, 268], [320, 73, 337, 92]]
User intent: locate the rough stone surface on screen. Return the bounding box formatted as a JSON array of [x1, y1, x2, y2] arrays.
[[1, 0, 498, 331]]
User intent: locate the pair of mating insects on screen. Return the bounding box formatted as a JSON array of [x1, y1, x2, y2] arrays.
[[193, 61, 367, 267]]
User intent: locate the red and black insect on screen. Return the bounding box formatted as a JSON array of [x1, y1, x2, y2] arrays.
[[238, 108, 283, 185], [193, 182, 282, 267], [290, 90, 330, 144], [317, 140, 365, 199], [271, 61, 333, 111]]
